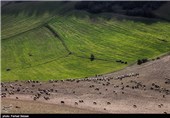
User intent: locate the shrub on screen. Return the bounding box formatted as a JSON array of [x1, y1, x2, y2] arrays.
[[90, 54, 95, 61], [137, 59, 142, 65]]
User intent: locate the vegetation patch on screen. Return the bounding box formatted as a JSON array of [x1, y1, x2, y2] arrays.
[[1, 1, 170, 81]]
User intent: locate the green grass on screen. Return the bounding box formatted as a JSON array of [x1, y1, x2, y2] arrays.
[[1, 1, 76, 39], [1, 2, 170, 82]]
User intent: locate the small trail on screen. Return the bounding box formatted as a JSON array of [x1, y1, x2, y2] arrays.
[[23, 54, 71, 69], [6, 23, 125, 71], [2, 24, 44, 40], [44, 24, 72, 54], [44, 24, 119, 63]]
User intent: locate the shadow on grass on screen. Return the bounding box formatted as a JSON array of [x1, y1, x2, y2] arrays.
[[2, 1, 170, 25]]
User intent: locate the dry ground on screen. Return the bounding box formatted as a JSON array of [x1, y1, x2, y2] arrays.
[[1, 55, 170, 114]]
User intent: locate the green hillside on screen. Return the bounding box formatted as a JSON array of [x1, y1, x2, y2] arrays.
[[1, 2, 170, 81]]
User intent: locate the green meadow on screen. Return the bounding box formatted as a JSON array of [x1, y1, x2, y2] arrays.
[[1, 2, 170, 81]]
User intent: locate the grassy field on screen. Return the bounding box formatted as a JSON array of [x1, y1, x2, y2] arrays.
[[1, 2, 170, 81]]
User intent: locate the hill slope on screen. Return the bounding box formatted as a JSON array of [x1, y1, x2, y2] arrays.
[[1, 1, 170, 81]]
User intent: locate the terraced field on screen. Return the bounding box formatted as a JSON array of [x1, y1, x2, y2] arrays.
[[1, 2, 170, 81]]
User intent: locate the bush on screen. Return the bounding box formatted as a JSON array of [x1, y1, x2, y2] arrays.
[[137, 59, 142, 65], [137, 58, 148, 65], [142, 58, 148, 63], [90, 54, 95, 61]]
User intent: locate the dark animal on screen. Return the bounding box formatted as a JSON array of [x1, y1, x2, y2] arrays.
[[6, 68, 11, 71], [107, 102, 111, 105], [133, 105, 137, 108], [75, 102, 78, 105]]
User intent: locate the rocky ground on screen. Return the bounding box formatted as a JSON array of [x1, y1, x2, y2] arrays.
[[1, 55, 170, 114]]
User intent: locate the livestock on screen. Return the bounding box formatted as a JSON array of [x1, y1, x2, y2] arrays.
[[15, 106, 20, 108], [133, 105, 137, 108], [44, 96, 50, 100], [95, 88, 99, 91], [79, 100, 84, 103]]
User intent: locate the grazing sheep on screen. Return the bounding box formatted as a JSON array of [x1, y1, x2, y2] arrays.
[[49, 80, 54, 83], [16, 88, 20, 92], [50, 89, 53, 92], [155, 85, 160, 88], [75, 102, 78, 105], [76, 80, 79, 83], [4, 88, 8, 91], [44, 96, 50, 100], [158, 105, 162, 108], [27, 80, 31, 83], [79, 100, 84, 103], [133, 105, 137, 108], [121, 87, 124, 90], [33, 97, 37, 101], [15, 106, 20, 108], [95, 88, 99, 91], [1, 93, 6, 98], [107, 102, 111, 105], [46, 92, 50, 95]]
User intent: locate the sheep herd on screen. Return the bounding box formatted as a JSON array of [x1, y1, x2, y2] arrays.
[[1, 71, 170, 113]]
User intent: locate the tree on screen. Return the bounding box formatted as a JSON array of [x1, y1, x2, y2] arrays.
[[90, 54, 95, 61], [137, 59, 142, 65]]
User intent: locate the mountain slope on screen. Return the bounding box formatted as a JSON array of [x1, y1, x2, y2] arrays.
[[1, 1, 170, 81]]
